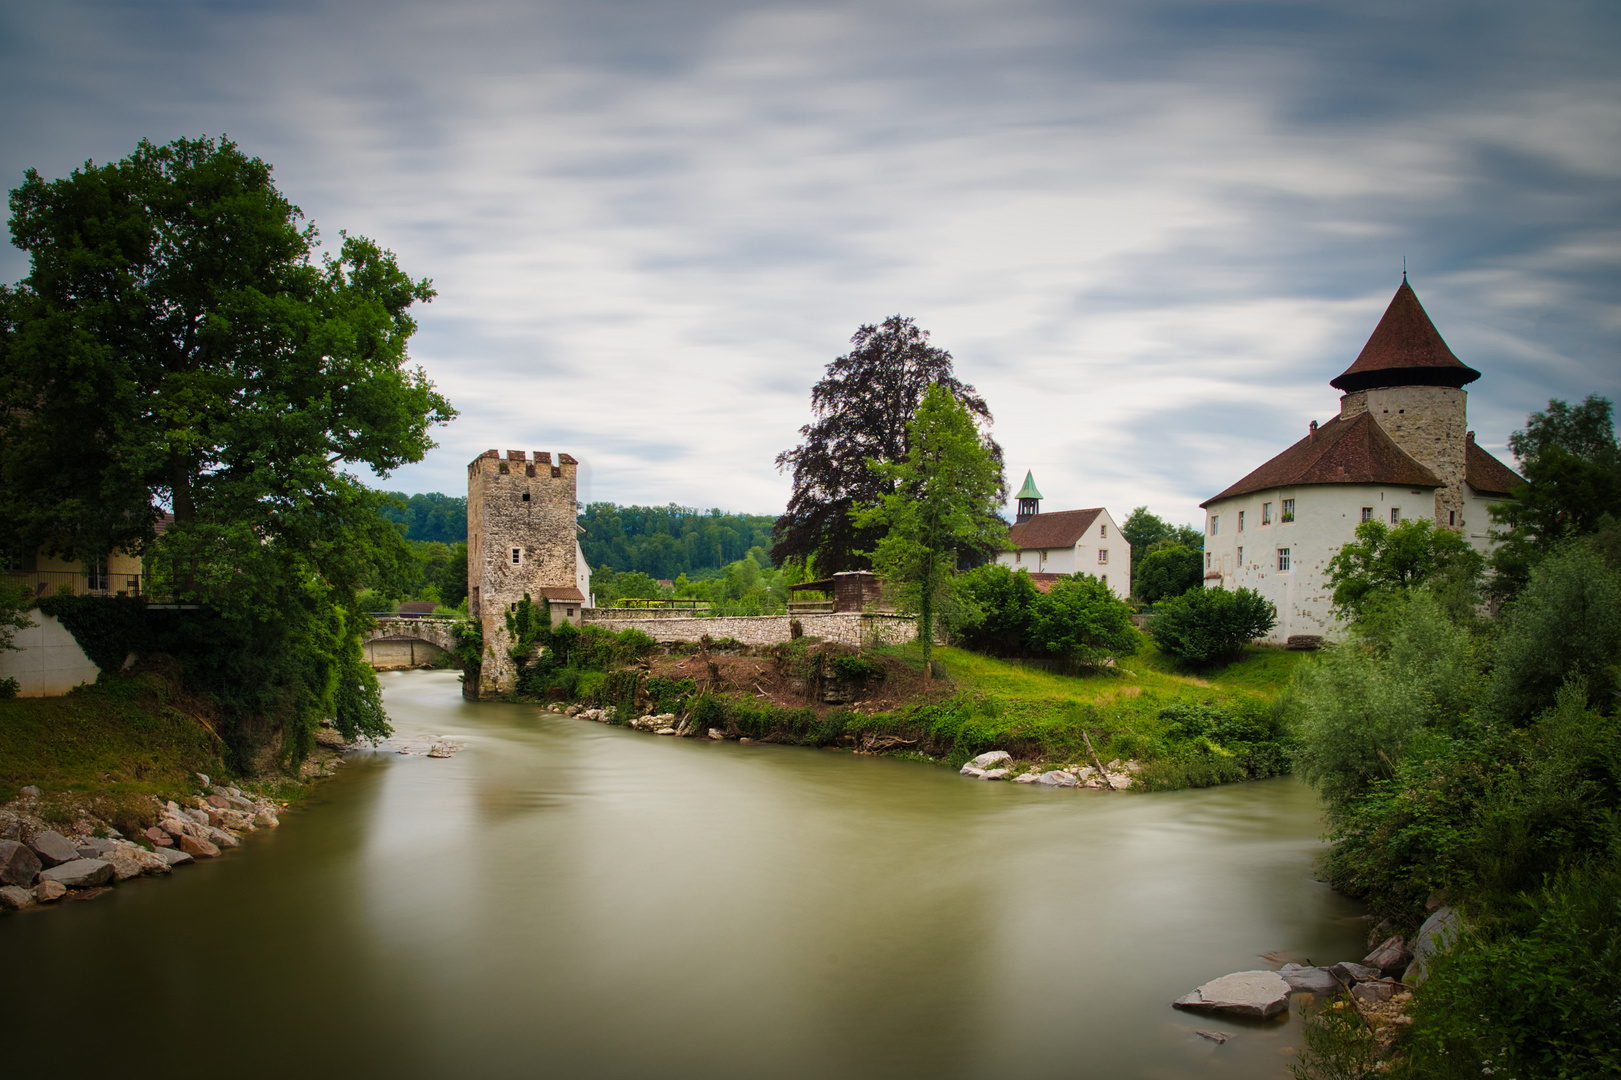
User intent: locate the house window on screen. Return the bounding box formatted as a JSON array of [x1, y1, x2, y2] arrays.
[[1278, 548, 1291, 572], [1390, 507, 1401, 524], [1237, 546, 1243, 566], [1281, 499, 1295, 523], [87, 558, 110, 591], [510, 547, 523, 566], [1101, 575, 1107, 587], [1361, 507, 1374, 522], [1238, 511, 1245, 532], [566, 607, 575, 617], [1098, 549, 1108, 564], [1206, 552, 1212, 570], [1262, 502, 1272, 525], [1100, 524, 1107, 538], [1210, 515, 1220, 535]]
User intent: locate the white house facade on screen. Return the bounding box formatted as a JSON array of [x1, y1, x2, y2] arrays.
[[1200, 280, 1522, 645], [995, 474, 1132, 599]]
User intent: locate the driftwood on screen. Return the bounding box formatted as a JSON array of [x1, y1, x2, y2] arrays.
[[860, 734, 919, 753], [1082, 730, 1114, 792]]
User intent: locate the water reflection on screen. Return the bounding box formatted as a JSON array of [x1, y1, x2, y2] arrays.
[[2, 670, 1363, 1079]]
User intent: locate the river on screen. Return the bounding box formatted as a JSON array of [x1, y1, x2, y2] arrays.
[[3, 670, 1364, 1078]]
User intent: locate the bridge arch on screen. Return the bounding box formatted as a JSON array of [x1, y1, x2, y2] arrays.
[[364, 617, 460, 670]]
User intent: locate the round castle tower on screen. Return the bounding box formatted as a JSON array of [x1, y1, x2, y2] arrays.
[[1330, 279, 1480, 529]]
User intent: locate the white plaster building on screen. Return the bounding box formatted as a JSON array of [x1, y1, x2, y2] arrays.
[[994, 472, 1132, 599], [1200, 280, 1522, 644]]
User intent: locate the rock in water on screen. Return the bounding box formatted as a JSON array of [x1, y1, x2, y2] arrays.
[[1404, 907, 1465, 985], [983, 768, 1010, 780], [1277, 964, 1343, 996], [1328, 961, 1381, 985], [178, 834, 221, 859], [28, 830, 79, 868], [156, 848, 195, 867], [0, 839, 42, 887], [1173, 971, 1291, 1019], [253, 810, 280, 829], [968, 750, 1012, 769], [1364, 935, 1413, 977], [1352, 980, 1398, 1004], [960, 765, 987, 778], [1037, 771, 1078, 787], [34, 880, 67, 903], [1193, 1030, 1230, 1044], [39, 858, 116, 888], [0, 883, 35, 909]]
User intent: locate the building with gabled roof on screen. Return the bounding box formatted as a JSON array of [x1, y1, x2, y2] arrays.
[[994, 480, 1130, 598], [1199, 278, 1522, 644]]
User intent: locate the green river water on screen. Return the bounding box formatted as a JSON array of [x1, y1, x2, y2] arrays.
[[3, 669, 1366, 1078]]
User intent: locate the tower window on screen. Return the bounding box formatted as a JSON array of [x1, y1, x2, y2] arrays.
[[1449, 510, 1456, 526], [1237, 546, 1243, 566], [1277, 548, 1291, 572], [511, 547, 523, 565], [1361, 507, 1373, 522], [1281, 499, 1295, 523], [1390, 508, 1401, 525], [1210, 515, 1219, 535], [1206, 552, 1212, 569], [522, 492, 531, 502], [1262, 502, 1272, 525], [1238, 511, 1245, 532]]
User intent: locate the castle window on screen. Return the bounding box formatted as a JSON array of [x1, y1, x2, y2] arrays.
[[1361, 507, 1374, 522], [1281, 499, 1295, 523], [1210, 515, 1219, 535], [1238, 511, 1245, 531], [1098, 549, 1108, 564], [1390, 507, 1401, 524], [498, 463, 509, 474], [1277, 548, 1291, 572], [1237, 546, 1243, 566], [1449, 510, 1456, 526], [566, 607, 575, 617], [510, 547, 523, 566], [1206, 552, 1212, 569], [522, 492, 530, 502], [1262, 502, 1272, 525]]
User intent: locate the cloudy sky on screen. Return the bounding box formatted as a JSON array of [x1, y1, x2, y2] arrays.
[[3, 0, 1617, 526]]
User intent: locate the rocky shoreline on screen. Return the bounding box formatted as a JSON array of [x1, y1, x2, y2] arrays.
[[0, 774, 284, 914]]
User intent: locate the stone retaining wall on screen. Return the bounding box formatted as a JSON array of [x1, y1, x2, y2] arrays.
[[582, 610, 918, 647]]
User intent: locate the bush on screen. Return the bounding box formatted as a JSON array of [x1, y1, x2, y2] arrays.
[[1133, 544, 1203, 604], [830, 654, 885, 682], [1028, 575, 1140, 665], [1149, 586, 1276, 664], [952, 564, 1041, 655]]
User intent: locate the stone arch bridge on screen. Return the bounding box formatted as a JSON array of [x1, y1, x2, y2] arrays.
[[363, 616, 460, 670]]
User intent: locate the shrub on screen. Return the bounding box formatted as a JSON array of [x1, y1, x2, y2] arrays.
[[1027, 575, 1140, 665], [1133, 544, 1203, 604], [1149, 586, 1276, 664], [830, 654, 885, 682], [952, 564, 1041, 655]]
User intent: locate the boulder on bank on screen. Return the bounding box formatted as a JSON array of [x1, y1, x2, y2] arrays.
[[1277, 964, 1343, 996], [1173, 970, 1291, 1019], [40, 858, 115, 888], [0, 839, 42, 887], [1037, 771, 1078, 787], [0, 883, 34, 909], [1328, 961, 1381, 984], [1404, 907, 1465, 985], [968, 750, 1012, 769], [178, 834, 221, 859], [28, 829, 79, 868], [1364, 935, 1413, 977], [155, 848, 194, 868], [34, 880, 66, 902]]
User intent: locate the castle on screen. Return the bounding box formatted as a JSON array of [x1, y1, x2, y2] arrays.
[[466, 449, 592, 697], [1199, 279, 1522, 643]]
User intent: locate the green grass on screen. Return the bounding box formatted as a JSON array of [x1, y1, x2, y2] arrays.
[[0, 672, 226, 806]]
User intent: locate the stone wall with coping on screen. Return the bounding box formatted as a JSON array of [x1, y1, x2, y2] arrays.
[[582, 610, 918, 647]]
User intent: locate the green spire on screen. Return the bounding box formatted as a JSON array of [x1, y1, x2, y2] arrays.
[[1015, 470, 1042, 500]]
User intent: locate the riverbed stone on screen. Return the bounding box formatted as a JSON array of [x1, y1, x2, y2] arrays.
[[143, 827, 173, 847], [178, 834, 220, 859], [0, 883, 34, 909], [969, 750, 1012, 769], [1037, 771, 1078, 787], [960, 766, 986, 778], [1277, 964, 1343, 996], [1173, 971, 1291, 1019], [1364, 935, 1412, 977], [155, 848, 194, 867], [205, 794, 230, 810], [1404, 907, 1464, 985], [34, 880, 67, 902], [1352, 979, 1398, 1004], [983, 768, 1011, 780], [28, 829, 79, 868], [0, 839, 42, 887], [1328, 962, 1381, 984], [40, 858, 115, 888], [107, 843, 169, 879], [253, 810, 280, 828], [205, 827, 240, 849], [1014, 772, 1041, 783]]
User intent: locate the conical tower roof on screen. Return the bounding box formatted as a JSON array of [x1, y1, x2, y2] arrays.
[[1015, 470, 1042, 500], [1330, 279, 1481, 393]]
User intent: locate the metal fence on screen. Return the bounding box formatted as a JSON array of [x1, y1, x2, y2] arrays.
[[3, 570, 148, 599]]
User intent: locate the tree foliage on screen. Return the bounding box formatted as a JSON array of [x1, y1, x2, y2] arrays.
[[379, 492, 468, 545], [1490, 394, 1621, 599], [1324, 517, 1485, 623], [852, 383, 1007, 664], [1026, 575, 1140, 666], [581, 503, 777, 580], [774, 316, 1005, 574], [0, 136, 453, 764], [1121, 506, 1202, 584], [1133, 544, 1204, 604], [953, 564, 1042, 656], [1149, 586, 1276, 665]]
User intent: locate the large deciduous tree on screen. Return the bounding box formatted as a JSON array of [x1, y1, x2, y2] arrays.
[[1325, 517, 1485, 625], [0, 136, 454, 764], [773, 315, 1005, 574], [851, 383, 1007, 669]]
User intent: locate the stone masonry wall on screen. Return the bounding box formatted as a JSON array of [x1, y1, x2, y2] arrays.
[[582, 611, 919, 648], [468, 449, 580, 696], [1339, 385, 1468, 528]]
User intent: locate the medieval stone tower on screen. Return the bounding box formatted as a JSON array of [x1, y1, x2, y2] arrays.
[[466, 449, 590, 698], [1330, 279, 1480, 529]]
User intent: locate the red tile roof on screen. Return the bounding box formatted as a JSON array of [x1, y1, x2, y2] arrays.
[[539, 586, 585, 603], [1026, 572, 1067, 594], [1201, 411, 1441, 507], [1330, 281, 1481, 393], [1465, 436, 1523, 497], [1006, 508, 1104, 550]]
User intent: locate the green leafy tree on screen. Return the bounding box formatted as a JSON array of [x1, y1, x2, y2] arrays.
[[0, 136, 453, 763], [1028, 575, 1140, 666], [1490, 395, 1621, 598], [852, 383, 1007, 669], [0, 579, 33, 652], [1121, 506, 1202, 582], [1133, 544, 1204, 604], [1149, 586, 1276, 665], [774, 316, 1006, 575], [952, 563, 1042, 655], [436, 541, 469, 608], [1324, 517, 1485, 623]]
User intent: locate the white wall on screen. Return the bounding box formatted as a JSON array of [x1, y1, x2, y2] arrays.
[[995, 508, 1132, 599], [0, 611, 103, 697]]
